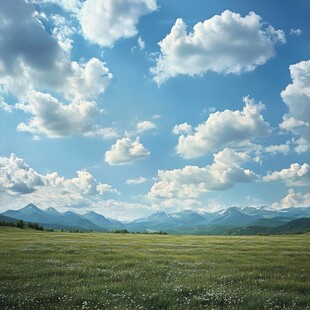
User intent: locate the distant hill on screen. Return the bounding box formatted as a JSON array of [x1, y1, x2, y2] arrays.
[[1, 204, 310, 235], [226, 218, 310, 236], [84, 211, 125, 231], [2, 204, 115, 232], [0, 214, 18, 223], [209, 207, 258, 227], [249, 216, 293, 227]]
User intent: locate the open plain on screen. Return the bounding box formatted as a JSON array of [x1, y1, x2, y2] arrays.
[[0, 227, 309, 309]]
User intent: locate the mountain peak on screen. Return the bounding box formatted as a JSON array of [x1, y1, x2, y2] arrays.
[[148, 212, 170, 219], [45, 207, 60, 215], [23, 203, 40, 211]]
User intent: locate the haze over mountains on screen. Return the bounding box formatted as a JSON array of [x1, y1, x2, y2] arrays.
[[1, 203, 310, 235]]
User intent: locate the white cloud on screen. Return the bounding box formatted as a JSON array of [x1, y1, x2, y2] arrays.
[[280, 116, 309, 132], [84, 126, 119, 140], [138, 36, 146, 50], [172, 122, 192, 135], [148, 148, 257, 200], [272, 189, 310, 209], [16, 90, 99, 138], [0, 96, 13, 113], [0, 1, 113, 138], [45, 170, 117, 196], [175, 97, 270, 159], [78, 0, 158, 47], [0, 0, 70, 97], [136, 120, 156, 133], [105, 136, 150, 165], [280, 60, 310, 153], [51, 14, 76, 53], [93, 199, 154, 221], [151, 10, 285, 85], [264, 142, 290, 155], [152, 198, 202, 211], [0, 154, 44, 194], [62, 58, 113, 101], [0, 153, 117, 209], [126, 177, 147, 185], [12, 57, 113, 138], [290, 28, 303, 36], [0, 11, 111, 99], [264, 163, 310, 186]]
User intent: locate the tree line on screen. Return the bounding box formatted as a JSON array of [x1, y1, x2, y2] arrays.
[[0, 219, 53, 231]]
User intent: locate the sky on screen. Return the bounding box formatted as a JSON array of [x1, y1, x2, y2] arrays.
[[0, 0, 309, 221]]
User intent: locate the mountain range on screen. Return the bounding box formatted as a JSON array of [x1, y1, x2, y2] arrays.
[[1, 204, 310, 235]]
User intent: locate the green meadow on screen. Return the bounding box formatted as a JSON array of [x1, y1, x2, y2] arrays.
[[0, 227, 309, 309]]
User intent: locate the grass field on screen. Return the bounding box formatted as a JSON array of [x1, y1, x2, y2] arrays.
[[0, 227, 309, 309]]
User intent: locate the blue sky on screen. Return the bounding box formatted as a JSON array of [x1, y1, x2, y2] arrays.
[[0, 0, 309, 220]]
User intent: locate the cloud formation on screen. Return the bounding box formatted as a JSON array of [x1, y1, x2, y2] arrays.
[[16, 91, 100, 138], [0, 153, 117, 207], [78, 0, 158, 47], [149, 148, 257, 200], [151, 10, 285, 85], [0, 0, 69, 96], [264, 143, 290, 155], [105, 137, 150, 165], [136, 121, 156, 133], [172, 122, 192, 135], [0, 1, 113, 138], [280, 60, 310, 153], [64, 58, 112, 101], [83, 126, 119, 140], [272, 189, 310, 209], [264, 163, 310, 186], [0, 154, 43, 194], [175, 97, 270, 159], [126, 177, 147, 185]]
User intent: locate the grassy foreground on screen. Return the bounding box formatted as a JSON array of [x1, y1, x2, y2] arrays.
[[0, 227, 309, 309]]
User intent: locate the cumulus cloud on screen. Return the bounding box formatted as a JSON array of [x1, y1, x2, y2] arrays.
[[56, 58, 112, 101], [264, 163, 310, 186], [172, 122, 192, 135], [0, 0, 69, 96], [136, 121, 156, 133], [126, 177, 147, 185], [50, 14, 76, 53], [11, 56, 113, 138], [105, 136, 150, 165], [272, 189, 310, 209], [151, 10, 285, 85], [280, 117, 309, 132], [0, 153, 117, 208], [0, 154, 43, 194], [0, 1, 113, 138], [16, 90, 100, 138], [264, 142, 290, 155], [148, 148, 257, 200], [280, 60, 310, 153], [175, 97, 270, 159], [45, 170, 118, 196], [78, 0, 158, 47]]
